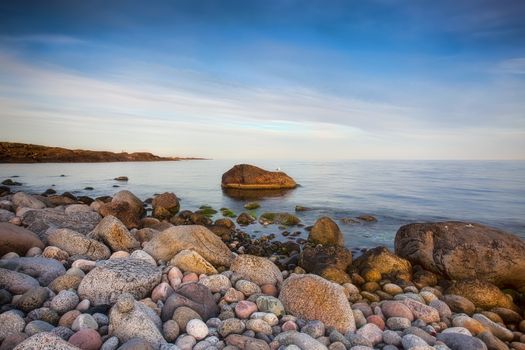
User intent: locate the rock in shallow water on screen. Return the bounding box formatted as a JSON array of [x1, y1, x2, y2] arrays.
[[78, 258, 161, 305]]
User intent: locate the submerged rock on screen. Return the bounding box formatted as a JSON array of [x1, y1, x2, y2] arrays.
[[395, 221, 525, 292], [259, 212, 300, 226], [221, 164, 297, 190]]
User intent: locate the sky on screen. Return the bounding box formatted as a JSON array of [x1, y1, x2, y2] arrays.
[[0, 0, 524, 160]]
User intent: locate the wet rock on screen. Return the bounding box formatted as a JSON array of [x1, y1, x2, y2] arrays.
[[236, 212, 256, 226], [395, 221, 525, 292], [221, 164, 297, 190], [308, 217, 344, 246], [259, 212, 300, 226], [279, 273, 355, 333], [230, 254, 283, 287], [48, 228, 111, 260], [161, 282, 219, 321], [109, 293, 166, 349], [98, 191, 144, 229], [143, 225, 234, 266], [169, 249, 217, 275], [348, 246, 412, 281], [13, 332, 80, 350], [0, 257, 66, 286], [88, 215, 139, 252], [446, 279, 518, 311], [0, 222, 45, 256], [78, 258, 161, 305], [152, 192, 179, 220], [300, 245, 352, 273], [21, 208, 101, 242]]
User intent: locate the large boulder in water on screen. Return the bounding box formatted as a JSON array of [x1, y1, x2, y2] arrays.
[[0, 222, 44, 256], [221, 164, 297, 190], [143, 225, 234, 267], [395, 221, 525, 292], [279, 273, 356, 334]]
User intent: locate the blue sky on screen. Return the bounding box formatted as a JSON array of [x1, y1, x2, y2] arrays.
[[0, 0, 524, 159]]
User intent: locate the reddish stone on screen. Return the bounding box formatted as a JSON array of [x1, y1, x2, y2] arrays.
[[68, 329, 102, 350]]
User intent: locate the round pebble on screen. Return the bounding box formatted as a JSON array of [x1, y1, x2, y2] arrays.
[[50, 290, 80, 314], [186, 319, 209, 340], [68, 329, 102, 350]]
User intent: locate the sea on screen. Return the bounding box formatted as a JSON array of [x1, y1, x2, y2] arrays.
[[1, 160, 524, 251]]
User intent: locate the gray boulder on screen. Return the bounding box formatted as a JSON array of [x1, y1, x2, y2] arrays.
[[143, 225, 234, 266], [13, 332, 80, 350], [48, 228, 111, 260], [78, 258, 161, 305], [395, 221, 525, 292], [0, 268, 40, 294], [0, 257, 66, 286]]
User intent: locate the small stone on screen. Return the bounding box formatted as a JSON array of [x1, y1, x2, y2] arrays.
[[352, 309, 367, 329], [16, 287, 49, 312], [219, 318, 246, 337], [473, 313, 514, 341], [282, 320, 298, 332], [100, 336, 119, 350], [437, 332, 488, 350], [235, 279, 261, 296], [200, 274, 232, 293], [224, 287, 245, 303], [443, 294, 476, 315], [182, 272, 198, 283], [386, 317, 411, 330], [152, 282, 174, 303], [68, 329, 102, 350], [235, 300, 258, 319], [172, 306, 202, 332], [72, 313, 98, 331], [162, 320, 180, 342], [356, 323, 383, 345], [301, 320, 325, 339], [24, 320, 54, 336], [366, 315, 385, 330], [261, 284, 278, 297], [50, 290, 80, 314], [382, 329, 402, 346], [383, 283, 403, 295], [186, 319, 209, 340], [452, 314, 486, 335], [401, 334, 429, 349], [59, 310, 81, 327], [0, 311, 25, 341], [176, 334, 197, 350], [256, 296, 284, 317], [401, 298, 440, 323], [246, 319, 273, 335], [381, 301, 414, 321]]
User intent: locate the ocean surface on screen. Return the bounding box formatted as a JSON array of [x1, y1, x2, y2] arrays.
[[1, 160, 524, 250]]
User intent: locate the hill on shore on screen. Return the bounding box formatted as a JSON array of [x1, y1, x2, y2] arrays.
[[0, 142, 203, 163]]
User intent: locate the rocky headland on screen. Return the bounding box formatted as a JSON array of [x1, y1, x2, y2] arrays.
[[0, 142, 203, 163], [0, 182, 524, 350]]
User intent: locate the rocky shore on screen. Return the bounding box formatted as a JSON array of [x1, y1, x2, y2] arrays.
[[0, 184, 524, 350], [0, 142, 203, 163]]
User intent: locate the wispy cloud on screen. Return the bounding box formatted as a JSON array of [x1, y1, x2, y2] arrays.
[[498, 57, 525, 75], [0, 34, 86, 45]]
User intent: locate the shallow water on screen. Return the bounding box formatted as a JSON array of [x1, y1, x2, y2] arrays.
[[1, 160, 524, 250]]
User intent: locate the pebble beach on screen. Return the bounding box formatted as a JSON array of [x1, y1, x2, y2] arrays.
[[0, 170, 525, 350]]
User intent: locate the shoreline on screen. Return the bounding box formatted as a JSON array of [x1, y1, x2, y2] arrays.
[[0, 187, 524, 350]]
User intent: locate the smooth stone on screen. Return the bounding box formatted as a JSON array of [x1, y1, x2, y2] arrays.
[[386, 317, 411, 330], [473, 313, 514, 341], [436, 332, 488, 350], [48, 274, 83, 293], [401, 298, 440, 323], [186, 319, 209, 340], [0, 222, 44, 256], [151, 282, 174, 303], [218, 318, 246, 337], [72, 314, 98, 331], [301, 320, 325, 339], [169, 249, 217, 275], [235, 300, 258, 319], [47, 228, 110, 261], [383, 283, 403, 295], [274, 331, 328, 350], [256, 296, 285, 317], [441, 327, 472, 336], [161, 282, 219, 321], [381, 301, 414, 321], [175, 335, 196, 350], [0, 311, 26, 341], [356, 323, 383, 345], [225, 334, 271, 350], [16, 287, 49, 312], [401, 334, 429, 349], [88, 215, 140, 252], [0, 257, 66, 286], [382, 330, 402, 346], [68, 329, 103, 350], [199, 274, 232, 293], [13, 331, 80, 350], [235, 279, 261, 296], [172, 306, 201, 331], [24, 320, 54, 336], [162, 320, 180, 342], [246, 319, 272, 335], [50, 290, 80, 314]]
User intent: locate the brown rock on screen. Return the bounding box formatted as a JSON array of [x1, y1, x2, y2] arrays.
[[395, 221, 525, 292], [308, 216, 344, 246], [48, 274, 83, 293], [98, 190, 144, 229], [47, 228, 110, 260], [279, 273, 356, 333], [446, 279, 518, 311], [169, 249, 218, 275], [161, 282, 219, 321], [143, 225, 234, 266], [348, 246, 412, 281], [221, 164, 297, 190], [230, 254, 283, 287], [225, 334, 270, 350], [0, 222, 44, 256], [299, 244, 352, 274], [87, 215, 139, 252], [152, 192, 180, 220], [443, 294, 476, 315], [68, 329, 102, 350]]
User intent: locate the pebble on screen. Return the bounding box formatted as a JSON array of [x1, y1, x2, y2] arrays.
[[246, 318, 273, 335], [162, 320, 180, 342], [16, 287, 49, 312], [218, 318, 246, 337], [175, 334, 197, 350], [356, 323, 383, 345], [401, 334, 429, 349], [386, 316, 411, 330], [381, 301, 414, 321], [0, 310, 26, 340], [301, 320, 325, 338], [201, 274, 232, 293], [72, 313, 98, 331], [383, 283, 403, 295], [235, 280, 261, 296], [437, 332, 489, 350], [282, 320, 298, 332], [256, 296, 285, 317], [235, 300, 258, 319], [186, 319, 209, 340], [152, 282, 174, 303], [100, 336, 119, 350], [24, 320, 54, 336], [382, 330, 402, 346], [50, 290, 80, 314], [352, 309, 367, 328], [68, 329, 102, 350], [172, 306, 202, 331], [76, 299, 90, 312], [473, 313, 514, 341]]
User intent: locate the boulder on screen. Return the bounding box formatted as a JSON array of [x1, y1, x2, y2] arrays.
[[395, 221, 525, 292], [21, 209, 101, 242], [348, 246, 412, 281], [143, 225, 234, 266], [88, 215, 139, 252], [0, 209, 15, 222], [152, 192, 179, 220], [308, 217, 344, 246], [13, 332, 80, 350], [299, 244, 352, 275], [161, 282, 219, 321], [12, 192, 46, 210], [0, 222, 44, 256], [221, 164, 297, 190], [446, 279, 518, 311], [78, 258, 161, 305], [98, 190, 144, 229], [109, 293, 166, 349], [0, 257, 65, 286], [47, 229, 111, 260], [279, 273, 356, 333], [169, 249, 217, 275], [230, 254, 283, 287]]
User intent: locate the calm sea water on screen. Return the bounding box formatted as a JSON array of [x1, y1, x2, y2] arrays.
[[1, 160, 524, 250]]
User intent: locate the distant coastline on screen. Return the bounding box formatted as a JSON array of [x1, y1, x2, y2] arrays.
[[0, 142, 205, 163]]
